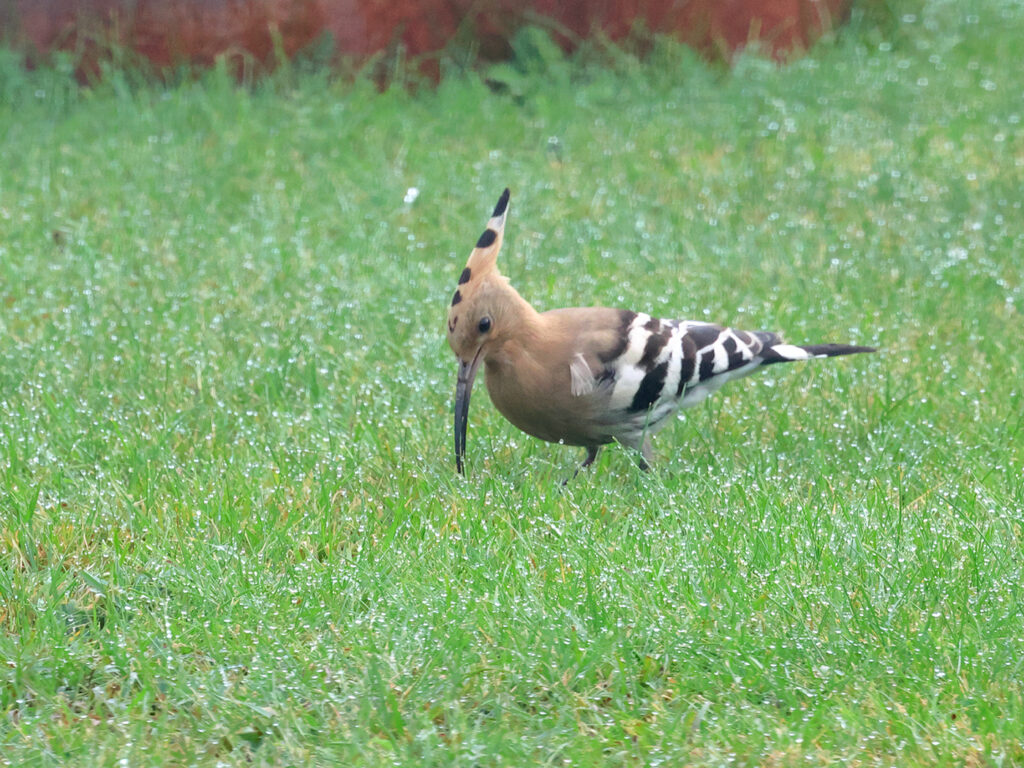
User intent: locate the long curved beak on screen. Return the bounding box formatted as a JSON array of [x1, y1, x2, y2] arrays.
[[454, 351, 484, 474]]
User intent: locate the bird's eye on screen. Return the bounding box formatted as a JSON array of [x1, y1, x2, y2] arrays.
[[478, 316, 492, 334]]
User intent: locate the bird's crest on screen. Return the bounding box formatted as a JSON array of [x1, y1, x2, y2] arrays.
[[447, 188, 511, 339], [465, 187, 509, 277]]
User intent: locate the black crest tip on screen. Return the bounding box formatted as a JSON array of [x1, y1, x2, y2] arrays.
[[492, 188, 510, 218]]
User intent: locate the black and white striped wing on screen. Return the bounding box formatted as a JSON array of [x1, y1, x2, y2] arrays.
[[594, 314, 777, 439]]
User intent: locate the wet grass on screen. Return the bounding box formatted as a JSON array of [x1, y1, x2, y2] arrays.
[[2, 0, 1023, 765]]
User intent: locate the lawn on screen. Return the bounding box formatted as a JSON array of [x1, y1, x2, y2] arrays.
[[1, 0, 1023, 765]]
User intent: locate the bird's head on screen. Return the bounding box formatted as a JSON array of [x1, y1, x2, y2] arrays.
[[446, 188, 513, 474]]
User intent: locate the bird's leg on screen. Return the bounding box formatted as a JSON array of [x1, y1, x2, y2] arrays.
[[563, 446, 600, 485], [637, 437, 653, 472]]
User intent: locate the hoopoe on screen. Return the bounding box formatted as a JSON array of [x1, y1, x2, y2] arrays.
[[447, 189, 875, 475]]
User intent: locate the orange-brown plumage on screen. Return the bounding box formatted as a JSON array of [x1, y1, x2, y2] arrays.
[[446, 189, 875, 475]]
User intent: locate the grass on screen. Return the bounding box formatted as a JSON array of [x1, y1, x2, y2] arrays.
[[1, 0, 1023, 764]]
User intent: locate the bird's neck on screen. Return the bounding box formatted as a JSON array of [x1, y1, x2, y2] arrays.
[[499, 282, 543, 333], [487, 284, 547, 366]]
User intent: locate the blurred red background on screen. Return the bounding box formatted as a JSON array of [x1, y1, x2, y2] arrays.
[[5, 0, 851, 79]]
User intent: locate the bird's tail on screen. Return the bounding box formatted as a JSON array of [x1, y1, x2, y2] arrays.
[[758, 335, 876, 365]]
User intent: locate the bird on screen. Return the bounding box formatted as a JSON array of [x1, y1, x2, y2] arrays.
[[446, 188, 875, 475]]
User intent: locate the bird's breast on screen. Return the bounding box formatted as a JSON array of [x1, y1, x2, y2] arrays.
[[483, 353, 610, 447]]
